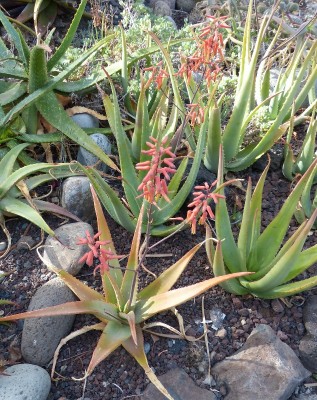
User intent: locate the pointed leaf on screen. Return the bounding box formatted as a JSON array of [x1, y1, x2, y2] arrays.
[[122, 326, 174, 400], [86, 321, 131, 376], [0, 197, 55, 236], [138, 242, 203, 300], [120, 206, 144, 307], [0, 300, 119, 323], [251, 275, 317, 299], [135, 272, 252, 322]]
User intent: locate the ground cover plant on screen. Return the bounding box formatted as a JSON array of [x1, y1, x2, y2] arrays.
[[0, 0, 317, 398]]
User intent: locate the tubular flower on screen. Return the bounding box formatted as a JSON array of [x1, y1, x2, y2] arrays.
[[176, 16, 229, 84], [77, 231, 122, 275], [186, 181, 225, 234], [135, 136, 176, 205], [143, 61, 169, 90], [187, 103, 205, 126]]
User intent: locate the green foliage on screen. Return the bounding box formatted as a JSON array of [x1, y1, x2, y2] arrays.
[[75, 60, 210, 236], [2, 0, 86, 37], [206, 149, 317, 299], [0, 0, 118, 170], [0, 144, 82, 257], [283, 109, 317, 182], [0, 187, 249, 397], [204, 2, 317, 172], [294, 169, 317, 230]]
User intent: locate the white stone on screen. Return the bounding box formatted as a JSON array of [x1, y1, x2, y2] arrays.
[[0, 363, 51, 400]]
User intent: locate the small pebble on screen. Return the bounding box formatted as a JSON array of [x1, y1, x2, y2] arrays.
[[216, 328, 227, 339], [144, 342, 151, 355], [0, 241, 7, 252]]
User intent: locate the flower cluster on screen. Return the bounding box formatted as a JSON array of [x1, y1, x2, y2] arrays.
[[77, 231, 122, 275], [136, 136, 176, 205], [187, 103, 205, 126], [143, 61, 169, 90], [176, 16, 229, 85], [187, 181, 225, 234]]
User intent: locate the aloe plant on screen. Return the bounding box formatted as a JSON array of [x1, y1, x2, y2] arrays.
[[207, 2, 317, 172], [0, 186, 250, 397], [75, 69, 211, 236], [0, 143, 82, 257], [0, 0, 120, 171], [206, 148, 317, 299]]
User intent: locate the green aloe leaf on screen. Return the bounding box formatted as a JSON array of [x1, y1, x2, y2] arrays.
[[132, 80, 150, 162], [1, 35, 114, 127], [0, 142, 29, 186], [53, 270, 105, 302], [0, 81, 27, 106], [0, 162, 56, 196], [90, 186, 123, 305], [28, 46, 118, 172], [0, 300, 119, 323], [0, 196, 55, 236], [123, 326, 174, 400], [77, 164, 135, 232], [138, 242, 203, 300], [47, 0, 87, 70], [249, 159, 317, 269], [120, 206, 144, 308], [210, 237, 248, 295], [86, 321, 131, 376], [215, 147, 244, 272], [136, 272, 251, 322], [0, 8, 28, 67], [251, 275, 317, 299], [102, 77, 141, 216], [204, 103, 221, 173], [285, 243, 317, 282], [243, 208, 317, 293]]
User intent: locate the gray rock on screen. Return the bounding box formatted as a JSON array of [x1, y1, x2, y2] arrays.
[[43, 222, 94, 276], [0, 364, 51, 400], [148, 0, 176, 8], [212, 324, 310, 400], [77, 133, 112, 173], [299, 334, 317, 372], [0, 241, 7, 251], [303, 295, 317, 335], [71, 113, 99, 129], [61, 176, 94, 222], [176, 0, 195, 13], [21, 277, 76, 366], [295, 395, 317, 400], [142, 368, 217, 399], [154, 1, 172, 16]]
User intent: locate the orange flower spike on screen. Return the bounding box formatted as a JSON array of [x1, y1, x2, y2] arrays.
[[186, 181, 226, 233], [136, 137, 177, 205]]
